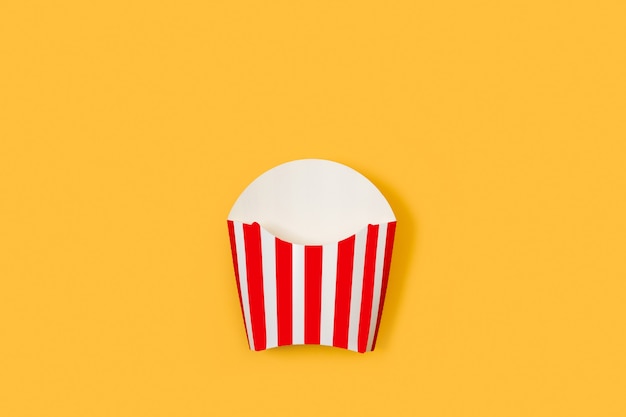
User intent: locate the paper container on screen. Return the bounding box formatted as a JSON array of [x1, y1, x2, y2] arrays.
[[227, 159, 396, 353]]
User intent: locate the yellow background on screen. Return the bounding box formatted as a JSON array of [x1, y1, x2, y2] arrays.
[[1, 1, 625, 416]]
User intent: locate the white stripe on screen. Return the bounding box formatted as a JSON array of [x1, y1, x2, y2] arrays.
[[320, 243, 338, 346], [292, 244, 305, 345], [348, 228, 368, 351], [234, 222, 255, 350], [366, 223, 388, 351], [261, 227, 278, 349]]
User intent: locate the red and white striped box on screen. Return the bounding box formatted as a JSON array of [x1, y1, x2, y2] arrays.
[[227, 159, 396, 353]]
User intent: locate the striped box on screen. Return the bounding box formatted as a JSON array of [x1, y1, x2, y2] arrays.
[[227, 159, 397, 353], [227, 220, 396, 353]]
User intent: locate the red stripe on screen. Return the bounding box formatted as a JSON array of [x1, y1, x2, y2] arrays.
[[358, 225, 379, 352], [227, 221, 249, 346], [243, 223, 267, 351], [372, 221, 396, 350], [275, 237, 293, 346], [304, 245, 323, 345], [333, 235, 355, 349]]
